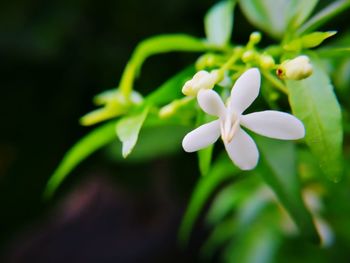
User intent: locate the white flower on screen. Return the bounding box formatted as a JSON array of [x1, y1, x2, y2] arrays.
[[182, 68, 305, 170], [182, 70, 219, 96]]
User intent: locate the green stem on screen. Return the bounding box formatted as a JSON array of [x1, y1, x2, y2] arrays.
[[262, 70, 288, 95]]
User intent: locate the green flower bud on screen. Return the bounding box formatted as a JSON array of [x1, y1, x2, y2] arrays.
[[249, 32, 262, 45], [159, 103, 177, 118], [259, 54, 275, 69], [242, 50, 256, 63], [277, 55, 313, 80]]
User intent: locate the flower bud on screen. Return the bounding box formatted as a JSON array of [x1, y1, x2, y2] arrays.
[[249, 32, 262, 45], [159, 103, 176, 118], [182, 70, 219, 96], [195, 54, 216, 70], [241, 50, 256, 63], [277, 55, 313, 80], [259, 54, 275, 69]]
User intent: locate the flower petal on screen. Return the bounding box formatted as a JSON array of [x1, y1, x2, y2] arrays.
[[229, 68, 260, 114], [182, 120, 220, 152], [197, 89, 226, 117], [224, 127, 259, 170], [241, 110, 305, 140]]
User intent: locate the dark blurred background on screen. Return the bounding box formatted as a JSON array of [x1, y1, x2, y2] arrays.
[[0, 0, 347, 262], [0, 0, 233, 262]]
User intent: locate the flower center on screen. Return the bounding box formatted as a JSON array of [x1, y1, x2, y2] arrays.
[[220, 111, 240, 144]]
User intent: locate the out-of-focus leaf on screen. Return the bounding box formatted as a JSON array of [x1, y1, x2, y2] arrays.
[[256, 136, 320, 242], [202, 176, 262, 259], [119, 34, 222, 97], [297, 0, 350, 35], [206, 184, 243, 226], [178, 154, 240, 246], [204, 0, 235, 46], [238, 0, 291, 39], [116, 106, 149, 158], [43, 121, 117, 199], [288, 0, 319, 30], [287, 58, 343, 182], [145, 66, 195, 106], [224, 205, 282, 263], [201, 218, 236, 260]]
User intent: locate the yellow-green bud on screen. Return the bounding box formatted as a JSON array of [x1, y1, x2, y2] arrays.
[[249, 32, 262, 45], [182, 70, 219, 96], [195, 54, 216, 70], [159, 103, 177, 118], [259, 54, 275, 69], [242, 50, 256, 63], [277, 55, 313, 80]]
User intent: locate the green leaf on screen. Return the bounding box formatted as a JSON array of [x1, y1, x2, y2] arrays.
[[205, 183, 247, 226], [201, 218, 236, 260], [297, 0, 350, 35], [256, 136, 319, 242], [178, 154, 240, 246], [283, 31, 337, 51], [238, 0, 291, 39], [118, 34, 222, 97], [145, 66, 195, 105], [301, 31, 337, 48], [204, 0, 235, 46], [287, 58, 343, 182], [288, 0, 319, 29], [116, 106, 149, 158], [43, 121, 117, 199]]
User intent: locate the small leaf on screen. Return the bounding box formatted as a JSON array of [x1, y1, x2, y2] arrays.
[[106, 124, 191, 162], [256, 136, 319, 243], [204, 0, 235, 46], [178, 154, 240, 246], [284, 31, 336, 51], [118, 34, 222, 97], [238, 0, 291, 39], [298, 0, 350, 35], [116, 106, 149, 158], [287, 57, 343, 182], [302, 31, 337, 48], [43, 121, 117, 199]]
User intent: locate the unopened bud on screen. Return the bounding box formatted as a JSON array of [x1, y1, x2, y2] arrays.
[[277, 55, 313, 80], [195, 54, 216, 70], [259, 54, 275, 69], [182, 70, 218, 96], [249, 32, 262, 45], [242, 50, 256, 63], [159, 103, 177, 118]]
